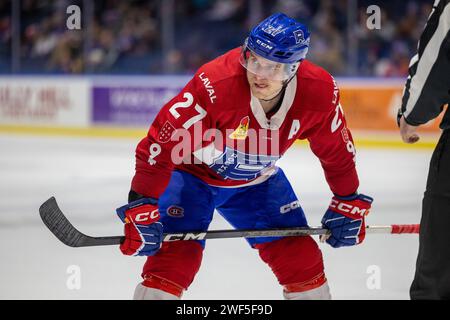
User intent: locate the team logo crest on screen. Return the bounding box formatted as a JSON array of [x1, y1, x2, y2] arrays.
[[167, 205, 184, 218], [228, 116, 250, 140], [157, 121, 176, 143], [293, 30, 307, 44]]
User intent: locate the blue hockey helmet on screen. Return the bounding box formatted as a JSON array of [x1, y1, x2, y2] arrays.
[[240, 13, 310, 80]]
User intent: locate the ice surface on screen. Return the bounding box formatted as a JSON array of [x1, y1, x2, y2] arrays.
[[0, 134, 431, 299]]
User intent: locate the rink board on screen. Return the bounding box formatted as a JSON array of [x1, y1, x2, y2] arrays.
[[0, 76, 442, 149]]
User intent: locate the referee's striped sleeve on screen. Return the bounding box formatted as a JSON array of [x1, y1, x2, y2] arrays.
[[400, 0, 450, 126]]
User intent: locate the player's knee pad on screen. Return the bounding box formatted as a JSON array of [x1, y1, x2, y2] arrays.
[[141, 241, 203, 297], [133, 282, 180, 300], [283, 281, 331, 300], [255, 236, 326, 291]]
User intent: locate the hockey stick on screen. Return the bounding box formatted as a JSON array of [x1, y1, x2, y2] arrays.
[[39, 197, 420, 248]]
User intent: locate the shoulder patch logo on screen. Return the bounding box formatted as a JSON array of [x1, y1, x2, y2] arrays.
[[229, 116, 250, 140], [158, 121, 176, 143]]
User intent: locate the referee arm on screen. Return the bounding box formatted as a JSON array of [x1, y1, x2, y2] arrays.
[[398, 0, 450, 143]]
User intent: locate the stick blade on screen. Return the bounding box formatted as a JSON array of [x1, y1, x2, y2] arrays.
[[39, 197, 88, 247], [39, 197, 123, 247]]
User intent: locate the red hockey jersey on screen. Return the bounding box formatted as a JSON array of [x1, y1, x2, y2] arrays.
[[131, 48, 359, 199]]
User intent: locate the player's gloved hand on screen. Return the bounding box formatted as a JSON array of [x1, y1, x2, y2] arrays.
[[321, 194, 373, 248], [116, 198, 163, 256]]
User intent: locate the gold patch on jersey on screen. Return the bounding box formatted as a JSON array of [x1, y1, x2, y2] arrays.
[[229, 116, 249, 140]]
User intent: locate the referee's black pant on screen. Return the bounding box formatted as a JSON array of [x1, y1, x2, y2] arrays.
[[411, 129, 450, 299]]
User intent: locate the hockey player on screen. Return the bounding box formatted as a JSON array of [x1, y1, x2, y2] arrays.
[[116, 13, 373, 300]]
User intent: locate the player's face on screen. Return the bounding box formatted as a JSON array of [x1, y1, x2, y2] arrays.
[[246, 53, 284, 100]]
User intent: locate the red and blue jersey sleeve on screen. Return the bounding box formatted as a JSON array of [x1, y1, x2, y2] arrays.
[[304, 78, 359, 196], [131, 74, 213, 199]]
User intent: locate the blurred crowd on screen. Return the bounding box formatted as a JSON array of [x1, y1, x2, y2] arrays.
[[0, 0, 435, 76]]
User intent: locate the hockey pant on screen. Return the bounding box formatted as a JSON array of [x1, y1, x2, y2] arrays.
[[136, 169, 330, 299]]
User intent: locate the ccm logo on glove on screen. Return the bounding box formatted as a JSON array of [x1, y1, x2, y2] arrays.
[[329, 199, 370, 217], [117, 198, 163, 256], [321, 194, 373, 248], [134, 209, 159, 222]]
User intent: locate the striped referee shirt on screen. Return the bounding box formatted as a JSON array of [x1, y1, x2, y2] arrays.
[[400, 0, 450, 130]]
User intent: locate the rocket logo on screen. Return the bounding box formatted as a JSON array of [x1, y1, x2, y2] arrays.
[[229, 116, 250, 140], [293, 30, 304, 44], [293, 30, 309, 46]]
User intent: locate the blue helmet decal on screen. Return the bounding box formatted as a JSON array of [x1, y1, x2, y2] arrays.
[[246, 13, 310, 64], [293, 29, 305, 44]]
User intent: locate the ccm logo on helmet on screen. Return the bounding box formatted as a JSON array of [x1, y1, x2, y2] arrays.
[[135, 209, 159, 222], [330, 200, 368, 216], [256, 39, 273, 50]]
